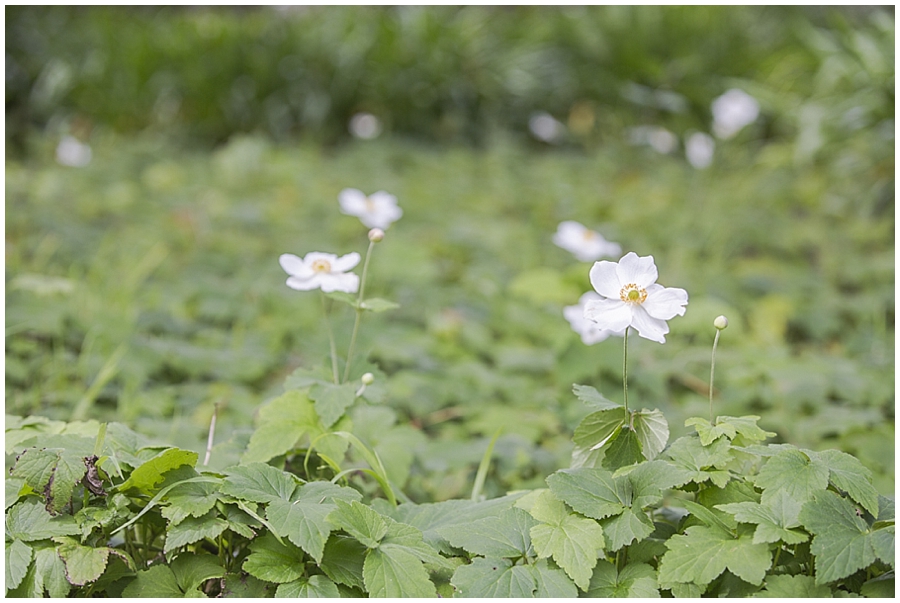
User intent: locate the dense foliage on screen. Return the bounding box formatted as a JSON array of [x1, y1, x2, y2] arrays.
[[5, 5, 894, 598]]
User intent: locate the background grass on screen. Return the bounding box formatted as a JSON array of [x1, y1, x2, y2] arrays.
[[5, 6, 895, 499]]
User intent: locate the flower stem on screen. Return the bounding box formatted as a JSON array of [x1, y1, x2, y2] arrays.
[[622, 327, 630, 414], [343, 239, 376, 383], [321, 292, 340, 384], [709, 329, 721, 423]]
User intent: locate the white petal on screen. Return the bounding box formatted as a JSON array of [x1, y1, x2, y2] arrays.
[[286, 275, 320, 291], [630, 306, 669, 343], [584, 298, 632, 332], [279, 254, 312, 278], [320, 272, 359, 293], [589, 260, 622, 299], [616, 252, 658, 287], [331, 252, 361, 273], [369, 191, 398, 207], [338, 188, 369, 215], [643, 285, 689, 320]]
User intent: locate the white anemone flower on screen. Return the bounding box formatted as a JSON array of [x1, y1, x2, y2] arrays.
[[553, 221, 622, 262], [338, 188, 403, 230], [685, 132, 715, 169], [564, 291, 627, 345], [584, 252, 688, 344], [279, 251, 360, 293], [711, 89, 760, 140]]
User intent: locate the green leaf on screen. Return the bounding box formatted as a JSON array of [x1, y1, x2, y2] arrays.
[[717, 416, 775, 444], [600, 507, 655, 551], [436, 506, 536, 558], [6, 538, 32, 591], [799, 490, 893, 584], [309, 382, 358, 429], [275, 575, 341, 597], [685, 417, 735, 445], [170, 554, 225, 594], [118, 448, 199, 495], [320, 535, 367, 590], [528, 490, 605, 591], [220, 572, 274, 598], [266, 497, 333, 563], [660, 435, 732, 487], [325, 291, 359, 308], [861, 573, 895, 598], [57, 540, 110, 585], [682, 499, 736, 534], [326, 500, 388, 549], [11, 446, 88, 514], [162, 479, 221, 526], [657, 525, 772, 587], [164, 510, 229, 553], [380, 520, 449, 568], [573, 407, 627, 450], [755, 448, 829, 507], [220, 462, 300, 503], [6, 476, 27, 510], [34, 546, 71, 598], [602, 426, 644, 470], [121, 564, 184, 598], [242, 532, 307, 584], [363, 546, 437, 597], [755, 574, 832, 597], [547, 467, 630, 520], [359, 297, 400, 312], [585, 560, 660, 598], [5, 499, 80, 542], [5, 561, 40, 597], [572, 384, 622, 411], [624, 459, 695, 508], [532, 558, 579, 597], [631, 409, 669, 460], [242, 390, 318, 464], [450, 557, 537, 598], [717, 489, 808, 545], [812, 449, 879, 517]]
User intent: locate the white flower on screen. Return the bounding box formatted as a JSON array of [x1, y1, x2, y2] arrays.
[[338, 188, 403, 230], [584, 252, 688, 344], [279, 251, 360, 293], [349, 112, 382, 140], [685, 132, 715, 169], [564, 291, 627, 345], [553, 221, 622, 262], [711, 88, 760, 139], [55, 136, 92, 168], [529, 111, 566, 144]]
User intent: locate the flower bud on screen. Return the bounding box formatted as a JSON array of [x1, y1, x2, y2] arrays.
[[714, 315, 729, 330], [368, 228, 385, 243], [361, 372, 375, 385]]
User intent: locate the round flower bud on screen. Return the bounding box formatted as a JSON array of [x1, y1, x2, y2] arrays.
[[368, 228, 385, 243], [714, 315, 729, 330], [361, 372, 375, 385]]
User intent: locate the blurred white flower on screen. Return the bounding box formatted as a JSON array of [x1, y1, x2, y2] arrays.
[[626, 126, 678, 154], [553, 221, 622, 262], [349, 112, 382, 140], [564, 291, 626, 345], [55, 135, 92, 168], [338, 188, 403, 230], [711, 89, 760, 139], [685, 132, 715, 169], [584, 252, 688, 344], [279, 251, 360, 293], [529, 111, 565, 144]]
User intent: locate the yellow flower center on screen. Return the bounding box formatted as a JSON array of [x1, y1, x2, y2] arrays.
[[365, 197, 376, 211], [620, 283, 648, 305], [311, 259, 332, 273], [582, 229, 597, 241]]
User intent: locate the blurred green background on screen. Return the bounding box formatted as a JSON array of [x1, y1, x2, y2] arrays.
[[5, 6, 895, 498]]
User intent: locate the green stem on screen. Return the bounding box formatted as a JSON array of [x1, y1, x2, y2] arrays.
[[623, 327, 630, 413], [710, 329, 721, 424], [320, 292, 340, 384], [343, 240, 375, 383]]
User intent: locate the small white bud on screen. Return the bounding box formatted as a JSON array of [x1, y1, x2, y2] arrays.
[[368, 228, 385, 243], [361, 372, 375, 385], [714, 315, 729, 330]]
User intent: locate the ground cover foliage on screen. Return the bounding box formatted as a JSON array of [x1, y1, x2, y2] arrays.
[[5, 5, 895, 599]]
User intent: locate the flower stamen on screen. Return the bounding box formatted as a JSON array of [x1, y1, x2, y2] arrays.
[[619, 283, 648, 305], [311, 259, 332, 273]]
